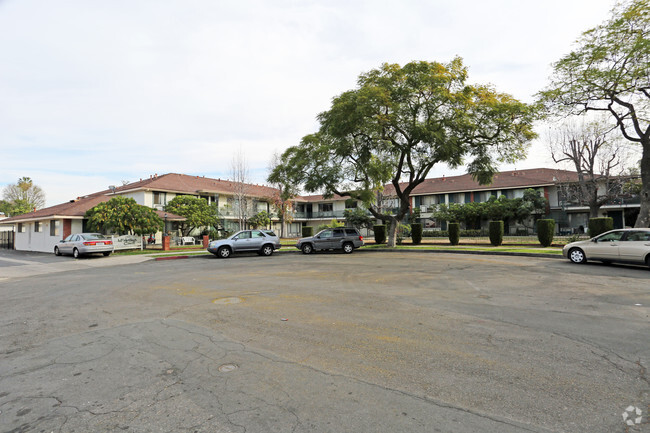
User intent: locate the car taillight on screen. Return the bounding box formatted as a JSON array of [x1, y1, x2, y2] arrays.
[[105, 240, 112, 245], [359, 236, 363, 241], [83, 241, 96, 246]]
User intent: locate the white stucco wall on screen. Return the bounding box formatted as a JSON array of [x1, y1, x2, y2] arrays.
[[119, 191, 146, 205], [14, 219, 74, 253]]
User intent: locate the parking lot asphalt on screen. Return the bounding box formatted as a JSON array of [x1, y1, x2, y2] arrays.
[[0, 250, 648, 432]]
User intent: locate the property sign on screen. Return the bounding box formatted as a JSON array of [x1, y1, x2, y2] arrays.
[[111, 234, 142, 250]]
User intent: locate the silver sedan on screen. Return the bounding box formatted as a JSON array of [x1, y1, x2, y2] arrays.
[[562, 228, 650, 268], [54, 233, 114, 258]]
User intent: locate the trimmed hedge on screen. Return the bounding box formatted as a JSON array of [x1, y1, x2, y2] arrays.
[[411, 223, 422, 245], [536, 219, 555, 247], [302, 226, 313, 237], [373, 224, 386, 244], [489, 221, 504, 246], [448, 223, 460, 245], [588, 217, 613, 237]]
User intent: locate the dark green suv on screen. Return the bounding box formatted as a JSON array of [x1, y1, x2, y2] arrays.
[[296, 228, 364, 254]]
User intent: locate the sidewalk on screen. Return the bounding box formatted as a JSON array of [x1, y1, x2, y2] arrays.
[[0, 253, 154, 282]]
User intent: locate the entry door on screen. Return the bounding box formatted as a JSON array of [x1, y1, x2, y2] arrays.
[[314, 229, 333, 250], [249, 230, 266, 250], [587, 231, 624, 260], [619, 231, 650, 263], [232, 231, 253, 251], [60, 234, 76, 254]]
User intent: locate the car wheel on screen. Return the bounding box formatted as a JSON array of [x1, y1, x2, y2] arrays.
[[54, 246, 61, 256], [218, 246, 232, 258], [261, 244, 274, 256], [568, 248, 586, 264], [103, 252, 111, 257], [301, 244, 313, 254], [646, 255, 650, 269], [342, 242, 354, 254], [73, 248, 80, 259]]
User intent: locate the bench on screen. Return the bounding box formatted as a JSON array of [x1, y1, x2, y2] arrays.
[[181, 236, 196, 245]]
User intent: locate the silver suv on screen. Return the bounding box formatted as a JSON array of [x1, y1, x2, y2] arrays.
[[296, 228, 364, 254], [207, 229, 281, 258]]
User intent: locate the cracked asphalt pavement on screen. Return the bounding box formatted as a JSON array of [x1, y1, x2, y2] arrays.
[[0, 251, 648, 432]]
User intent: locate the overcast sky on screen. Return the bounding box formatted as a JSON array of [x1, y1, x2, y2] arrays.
[[0, 0, 618, 206]]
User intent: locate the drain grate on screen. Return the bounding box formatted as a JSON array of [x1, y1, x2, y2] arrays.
[[218, 364, 238, 373], [212, 297, 243, 305]]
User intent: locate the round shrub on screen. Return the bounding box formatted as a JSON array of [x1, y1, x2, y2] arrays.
[[588, 217, 613, 237], [536, 219, 556, 247], [489, 221, 504, 246], [302, 226, 313, 237], [411, 223, 422, 245], [448, 222, 460, 245], [373, 224, 386, 244]]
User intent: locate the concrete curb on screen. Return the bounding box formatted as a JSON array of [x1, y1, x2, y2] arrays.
[[154, 255, 191, 261], [147, 248, 563, 260], [355, 248, 564, 259]]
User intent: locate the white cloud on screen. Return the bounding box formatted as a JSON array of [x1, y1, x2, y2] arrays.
[[0, 0, 617, 206]]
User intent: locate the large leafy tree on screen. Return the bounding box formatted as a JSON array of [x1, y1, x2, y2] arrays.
[[2, 177, 46, 216], [85, 196, 163, 235], [164, 195, 218, 236], [269, 59, 537, 246], [538, 0, 650, 227]]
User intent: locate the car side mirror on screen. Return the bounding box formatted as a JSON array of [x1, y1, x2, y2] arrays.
[[315, 235, 320, 239], [591, 238, 597, 243]]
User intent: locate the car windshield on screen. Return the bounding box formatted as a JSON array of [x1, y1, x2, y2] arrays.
[[82, 233, 107, 240]]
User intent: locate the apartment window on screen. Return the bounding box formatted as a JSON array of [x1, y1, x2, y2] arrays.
[[345, 199, 358, 209], [50, 220, 59, 236], [319, 203, 333, 212], [18, 223, 24, 233], [448, 193, 457, 204], [153, 192, 161, 205], [465, 192, 472, 203], [34, 221, 41, 232]]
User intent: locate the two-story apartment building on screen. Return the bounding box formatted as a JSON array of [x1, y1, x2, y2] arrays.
[[2, 168, 641, 252], [402, 168, 639, 234], [0, 173, 277, 253]]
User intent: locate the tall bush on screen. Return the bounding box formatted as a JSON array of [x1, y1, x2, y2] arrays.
[[373, 224, 386, 244], [588, 217, 613, 237], [302, 226, 313, 237], [411, 223, 422, 245], [536, 219, 556, 247], [448, 223, 460, 245], [489, 221, 504, 246]]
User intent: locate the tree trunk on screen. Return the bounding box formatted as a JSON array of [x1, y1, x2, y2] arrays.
[[386, 218, 398, 247], [634, 140, 650, 228], [589, 205, 600, 219]]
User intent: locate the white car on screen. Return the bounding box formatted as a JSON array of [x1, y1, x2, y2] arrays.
[[562, 228, 650, 268], [54, 233, 114, 258]]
